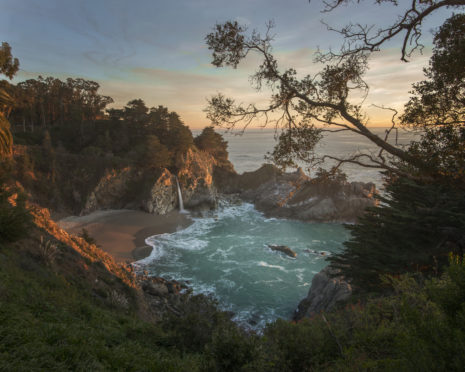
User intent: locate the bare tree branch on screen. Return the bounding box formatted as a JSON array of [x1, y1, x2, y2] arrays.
[[319, 0, 465, 61]]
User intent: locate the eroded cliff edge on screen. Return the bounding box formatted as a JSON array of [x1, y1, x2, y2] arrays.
[[82, 153, 377, 223], [216, 164, 377, 223]]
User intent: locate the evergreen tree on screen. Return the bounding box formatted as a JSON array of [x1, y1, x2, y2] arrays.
[[194, 126, 228, 161], [329, 14, 465, 291], [0, 42, 18, 159], [329, 177, 465, 290]]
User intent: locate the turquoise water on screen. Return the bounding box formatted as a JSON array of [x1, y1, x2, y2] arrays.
[[139, 203, 349, 328]]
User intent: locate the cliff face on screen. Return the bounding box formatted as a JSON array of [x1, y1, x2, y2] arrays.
[[81, 148, 234, 216], [80, 152, 375, 222], [82, 167, 133, 215], [218, 164, 377, 223], [144, 169, 177, 215], [177, 149, 220, 211], [27, 205, 198, 322]]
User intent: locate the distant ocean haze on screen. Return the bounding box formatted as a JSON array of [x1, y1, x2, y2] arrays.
[[193, 127, 420, 186]]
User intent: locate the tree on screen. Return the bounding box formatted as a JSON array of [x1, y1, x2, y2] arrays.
[[0, 42, 19, 79], [328, 12, 465, 290], [194, 126, 229, 161], [204, 1, 465, 178], [206, 3, 465, 291], [329, 178, 465, 290], [0, 42, 19, 159], [319, 0, 465, 62], [140, 135, 171, 170], [399, 13, 465, 182]]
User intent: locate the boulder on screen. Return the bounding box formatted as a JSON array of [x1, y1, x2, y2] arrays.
[[293, 266, 352, 321]]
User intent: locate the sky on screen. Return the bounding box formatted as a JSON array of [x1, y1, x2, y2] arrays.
[[0, 0, 453, 129]]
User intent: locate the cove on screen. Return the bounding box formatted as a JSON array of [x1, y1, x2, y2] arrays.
[[139, 202, 350, 329]]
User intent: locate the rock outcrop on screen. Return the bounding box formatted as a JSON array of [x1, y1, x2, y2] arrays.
[[219, 164, 377, 222], [143, 169, 177, 215], [82, 167, 133, 215], [293, 266, 352, 321], [177, 149, 220, 211], [81, 153, 375, 222], [81, 148, 234, 216]]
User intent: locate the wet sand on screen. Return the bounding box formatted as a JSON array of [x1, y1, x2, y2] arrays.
[[58, 209, 192, 263]]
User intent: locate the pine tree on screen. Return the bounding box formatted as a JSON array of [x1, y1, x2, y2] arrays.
[[329, 177, 465, 291]]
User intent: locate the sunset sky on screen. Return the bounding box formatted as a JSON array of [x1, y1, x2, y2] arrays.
[[0, 0, 452, 129]]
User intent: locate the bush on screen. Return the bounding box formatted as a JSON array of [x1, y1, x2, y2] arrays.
[[207, 323, 260, 372], [0, 183, 31, 244]]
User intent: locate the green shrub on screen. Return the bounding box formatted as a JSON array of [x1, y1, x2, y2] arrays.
[[207, 323, 261, 372], [0, 184, 31, 244]]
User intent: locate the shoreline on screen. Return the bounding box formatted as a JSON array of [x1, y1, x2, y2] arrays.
[[58, 209, 192, 263]]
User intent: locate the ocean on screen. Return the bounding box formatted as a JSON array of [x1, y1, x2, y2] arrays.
[[222, 127, 419, 186], [139, 127, 418, 329]]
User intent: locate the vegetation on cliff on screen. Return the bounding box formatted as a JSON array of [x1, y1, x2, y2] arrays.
[[1, 71, 233, 214], [330, 13, 465, 291], [1, 1, 464, 370], [2, 208, 465, 370]]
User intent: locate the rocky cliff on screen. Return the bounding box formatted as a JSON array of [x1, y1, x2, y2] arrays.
[[177, 149, 220, 211], [218, 164, 377, 222], [81, 148, 234, 216], [293, 266, 352, 321], [81, 153, 375, 222]]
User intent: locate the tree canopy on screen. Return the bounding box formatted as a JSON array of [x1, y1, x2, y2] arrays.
[[205, 1, 465, 179], [206, 2, 465, 291], [194, 126, 229, 162], [0, 42, 19, 159]]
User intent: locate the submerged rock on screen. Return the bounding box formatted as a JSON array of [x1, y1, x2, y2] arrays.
[[293, 266, 352, 321], [268, 244, 297, 258]]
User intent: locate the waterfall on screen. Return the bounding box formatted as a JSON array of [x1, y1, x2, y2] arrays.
[[176, 177, 186, 213]]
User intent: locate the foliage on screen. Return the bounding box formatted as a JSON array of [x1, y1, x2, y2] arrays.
[[0, 114, 13, 159], [194, 126, 229, 161], [2, 208, 465, 371], [79, 228, 98, 246], [205, 19, 420, 175], [0, 241, 204, 371], [0, 42, 19, 79], [402, 13, 465, 129], [265, 124, 322, 171], [0, 41, 19, 159], [328, 14, 465, 292], [0, 183, 31, 245], [38, 235, 58, 265], [162, 294, 233, 354], [207, 323, 261, 372], [330, 177, 465, 290], [401, 13, 465, 182], [9, 88, 198, 212]]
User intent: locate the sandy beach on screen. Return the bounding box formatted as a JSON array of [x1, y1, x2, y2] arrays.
[[58, 209, 192, 263]]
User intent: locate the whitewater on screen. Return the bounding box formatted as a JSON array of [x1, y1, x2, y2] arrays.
[[138, 128, 418, 328]]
